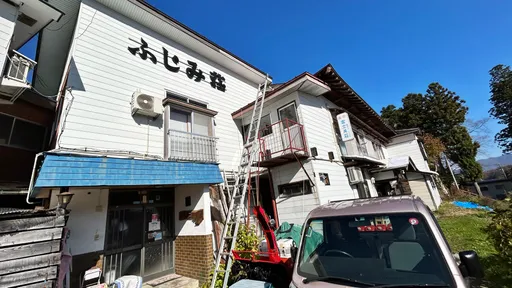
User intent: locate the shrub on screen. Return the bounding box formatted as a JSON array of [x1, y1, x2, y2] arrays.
[[486, 197, 512, 267], [202, 224, 261, 288]]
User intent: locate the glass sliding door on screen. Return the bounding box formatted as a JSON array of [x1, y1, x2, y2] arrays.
[[104, 190, 175, 283], [143, 205, 174, 277], [103, 207, 144, 283]]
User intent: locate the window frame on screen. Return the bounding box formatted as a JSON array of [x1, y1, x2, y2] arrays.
[[278, 180, 312, 197], [277, 101, 299, 124], [0, 112, 47, 151], [241, 113, 273, 141], [165, 92, 214, 137]]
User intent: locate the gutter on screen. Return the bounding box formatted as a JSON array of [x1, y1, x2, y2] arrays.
[[26, 152, 44, 204]]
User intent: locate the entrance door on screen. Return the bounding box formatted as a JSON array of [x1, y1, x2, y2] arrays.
[[104, 190, 174, 282], [143, 206, 173, 278]]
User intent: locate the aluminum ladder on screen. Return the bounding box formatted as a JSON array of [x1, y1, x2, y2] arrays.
[[210, 76, 270, 288]]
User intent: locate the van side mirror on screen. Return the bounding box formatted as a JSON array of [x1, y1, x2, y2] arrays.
[[459, 250, 484, 279]]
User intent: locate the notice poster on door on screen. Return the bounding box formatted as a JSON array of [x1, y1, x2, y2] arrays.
[[148, 214, 161, 231]]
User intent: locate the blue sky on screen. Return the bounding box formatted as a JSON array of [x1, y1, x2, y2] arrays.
[[20, 0, 511, 158]]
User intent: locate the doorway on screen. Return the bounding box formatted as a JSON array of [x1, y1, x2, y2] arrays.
[[103, 189, 175, 282]]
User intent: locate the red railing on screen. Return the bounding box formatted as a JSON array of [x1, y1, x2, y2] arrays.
[[258, 118, 308, 161]]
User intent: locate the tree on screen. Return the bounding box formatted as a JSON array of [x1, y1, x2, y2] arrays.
[[421, 134, 446, 171], [464, 117, 492, 156], [381, 83, 483, 181], [489, 64, 512, 153]]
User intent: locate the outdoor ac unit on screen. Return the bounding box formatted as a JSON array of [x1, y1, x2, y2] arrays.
[[347, 167, 364, 184], [131, 92, 162, 118]]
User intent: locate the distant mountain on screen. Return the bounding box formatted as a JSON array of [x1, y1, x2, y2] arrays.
[[478, 154, 512, 171]]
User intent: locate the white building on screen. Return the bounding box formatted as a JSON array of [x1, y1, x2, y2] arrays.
[[27, 0, 269, 285], [23, 0, 441, 285], [233, 65, 441, 225]]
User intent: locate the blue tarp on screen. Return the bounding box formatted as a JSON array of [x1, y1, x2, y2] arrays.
[[452, 201, 493, 211], [33, 153, 223, 189]]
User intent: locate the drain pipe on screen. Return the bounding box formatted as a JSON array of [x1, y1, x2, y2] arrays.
[[26, 152, 44, 204], [163, 105, 170, 160]]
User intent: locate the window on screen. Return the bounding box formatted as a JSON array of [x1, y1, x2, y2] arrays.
[[169, 109, 212, 136], [241, 114, 272, 141], [354, 132, 368, 156], [278, 181, 312, 197], [0, 114, 13, 145], [480, 186, 489, 192], [372, 142, 385, 159], [0, 113, 46, 151], [298, 213, 454, 287], [166, 93, 213, 137], [278, 101, 298, 124], [495, 184, 504, 190]]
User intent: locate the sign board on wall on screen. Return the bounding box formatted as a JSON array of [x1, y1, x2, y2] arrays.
[[128, 38, 226, 92], [336, 112, 354, 141]]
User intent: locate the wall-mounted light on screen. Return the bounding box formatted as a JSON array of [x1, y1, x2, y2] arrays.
[[57, 191, 74, 209], [310, 147, 318, 157], [328, 152, 335, 161]]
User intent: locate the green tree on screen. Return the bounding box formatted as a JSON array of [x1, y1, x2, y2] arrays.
[[489, 64, 512, 153], [381, 83, 483, 181]]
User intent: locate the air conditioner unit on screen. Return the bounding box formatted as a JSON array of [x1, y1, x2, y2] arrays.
[[131, 92, 162, 118], [347, 167, 364, 184]]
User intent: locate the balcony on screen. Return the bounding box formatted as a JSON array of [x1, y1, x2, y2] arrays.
[[0, 51, 36, 104], [257, 119, 308, 168], [167, 129, 218, 163], [341, 141, 386, 166]]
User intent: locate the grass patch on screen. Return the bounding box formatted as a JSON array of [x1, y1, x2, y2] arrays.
[[436, 203, 511, 287]]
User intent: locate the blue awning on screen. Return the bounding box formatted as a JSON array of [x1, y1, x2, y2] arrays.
[[34, 153, 223, 188]]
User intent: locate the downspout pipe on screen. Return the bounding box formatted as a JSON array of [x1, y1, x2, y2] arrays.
[[163, 105, 170, 160], [26, 152, 44, 204]]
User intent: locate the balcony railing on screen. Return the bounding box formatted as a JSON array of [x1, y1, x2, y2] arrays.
[[167, 129, 218, 163], [258, 119, 308, 164]]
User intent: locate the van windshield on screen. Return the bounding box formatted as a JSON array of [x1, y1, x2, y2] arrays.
[[297, 213, 454, 287]]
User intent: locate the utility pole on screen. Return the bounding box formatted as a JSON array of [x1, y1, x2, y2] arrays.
[[443, 153, 459, 190]]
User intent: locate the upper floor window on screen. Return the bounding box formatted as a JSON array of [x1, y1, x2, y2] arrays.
[[372, 142, 385, 159], [242, 113, 272, 140], [0, 113, 46, 151], [165, 92, 216, 137], [278, 101, 298, 124], [278, 180, 312, 197]]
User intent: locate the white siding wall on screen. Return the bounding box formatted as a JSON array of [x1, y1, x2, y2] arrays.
[[174, 184, 212, 236], [0, 1, 16, 75], [298, 92, 355, 204], [57, 0, 259, 170], [241, 92, 299, 127], [271, 161, 318, 224], [426, 176, 441, 209], [407, 172, 436, 209], [386, 135, 429, 171], [49, 188, 109, 255]]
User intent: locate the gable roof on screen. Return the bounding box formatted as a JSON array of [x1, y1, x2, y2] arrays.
[[231, 72, 329, 118], [314, 64, 396, 138]]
